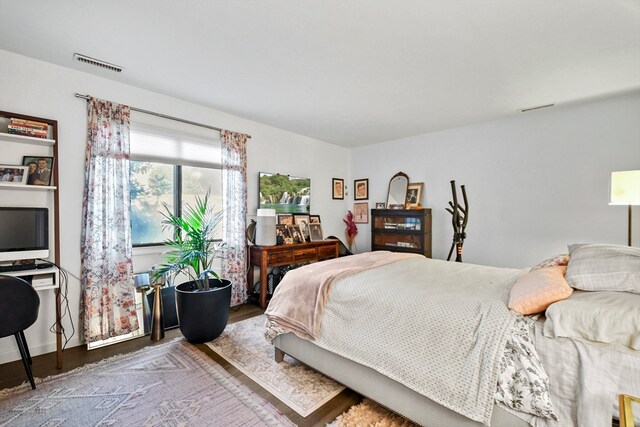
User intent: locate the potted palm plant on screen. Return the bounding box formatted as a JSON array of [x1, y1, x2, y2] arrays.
[[153, 191, 231, 343]]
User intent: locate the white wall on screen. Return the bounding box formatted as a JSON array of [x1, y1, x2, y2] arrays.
[[350, 91, 640, 267], [0, 49, 350, 363]]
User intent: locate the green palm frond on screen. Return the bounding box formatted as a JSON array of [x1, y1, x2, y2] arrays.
[[152, 190, 225, 290]]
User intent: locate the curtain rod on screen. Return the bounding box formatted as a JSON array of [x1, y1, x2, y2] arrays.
[[74, 93, 251, 139]]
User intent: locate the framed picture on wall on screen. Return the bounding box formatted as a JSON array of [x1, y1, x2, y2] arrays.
[[22, 156, 54, 186], [353, 202, 369, 223], [375, 202, 386, 209], [354, 178, 368, 200], [309, 215, 321, 223], [406, 182, 424, 208], [332, 178, 344, 200]]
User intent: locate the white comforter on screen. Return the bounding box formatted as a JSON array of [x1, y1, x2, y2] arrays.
[[308, 257, 524, 425]]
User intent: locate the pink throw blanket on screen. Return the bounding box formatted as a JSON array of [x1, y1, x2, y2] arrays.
[[265, 251, 423, 340]]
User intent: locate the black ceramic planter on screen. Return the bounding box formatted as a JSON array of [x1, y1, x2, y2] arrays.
[[175, 279, 231, 343]]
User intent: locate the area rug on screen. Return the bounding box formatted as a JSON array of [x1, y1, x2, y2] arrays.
[[206, 314, 345, 417], [329, 399, 419, 427], [0, 339, 294, 427]]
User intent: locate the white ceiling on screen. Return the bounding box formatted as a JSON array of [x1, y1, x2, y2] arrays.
[[1, 1, 639, 148]]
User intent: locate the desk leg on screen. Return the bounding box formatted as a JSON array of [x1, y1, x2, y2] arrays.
[[55, 288, 62, 369], [247, 264, 254, 301], [260, 258, 268, 309]]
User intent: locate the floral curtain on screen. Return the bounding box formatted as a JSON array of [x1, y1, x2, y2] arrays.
[[221, 130, 248, 305], [81, 97, 139, 343]]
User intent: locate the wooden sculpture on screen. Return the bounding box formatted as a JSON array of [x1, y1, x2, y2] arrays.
[[446, 180, 468, 262]]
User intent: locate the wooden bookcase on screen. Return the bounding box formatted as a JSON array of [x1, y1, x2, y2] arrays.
[[0, 110, 63, 369], [371, 208, 432, 258]]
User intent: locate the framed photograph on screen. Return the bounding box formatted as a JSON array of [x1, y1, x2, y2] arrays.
[[354, 178, 369, 200], [0, 165, 28, 185], [406, 182, 424, 208], [375, 202, 386, 209], [309, 223, 324, 241], [276, 224, 292, 244], [309, 215, 321, 224], [293, 214, 310, 241], [332, 178, 344, 200], [277, 213, 293, 225], [288, 225, 305, 244], [22, 156, 54, 186], [353, 202, 369, 224]]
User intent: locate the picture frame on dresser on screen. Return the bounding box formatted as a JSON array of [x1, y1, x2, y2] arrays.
[[309, 223, 324, 241], [0, 165, 28, 185]]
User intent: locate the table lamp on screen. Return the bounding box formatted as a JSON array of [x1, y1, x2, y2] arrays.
[[610, 170, 640, 246]]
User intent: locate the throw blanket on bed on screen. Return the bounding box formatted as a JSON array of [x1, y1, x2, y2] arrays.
[[267, 256, 525, 425], [265, 251, 422, 340]]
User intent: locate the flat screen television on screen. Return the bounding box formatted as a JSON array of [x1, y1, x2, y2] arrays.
[[259, 172, 310, 214], [0, 207, 49, 262]]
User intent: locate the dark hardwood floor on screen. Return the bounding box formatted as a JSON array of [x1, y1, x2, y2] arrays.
[[0, 303, 361, 426]]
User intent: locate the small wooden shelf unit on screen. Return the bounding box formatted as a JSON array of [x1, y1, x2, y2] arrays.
[[371, 208, 432, 258]]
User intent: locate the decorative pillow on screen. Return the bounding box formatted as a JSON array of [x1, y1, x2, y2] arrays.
[[508, 266, 573, 315], [532, 254, 570, 270], [565, 244, 640, 293], [543, 290, 640, 350]]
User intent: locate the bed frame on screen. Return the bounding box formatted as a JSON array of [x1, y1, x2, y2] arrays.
[[274, 332, 529, 427]]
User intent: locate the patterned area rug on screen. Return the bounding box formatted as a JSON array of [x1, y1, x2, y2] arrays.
[[329, 399, 419, 427], [206, 314, 345, 417], [0, 339, 294, 427]]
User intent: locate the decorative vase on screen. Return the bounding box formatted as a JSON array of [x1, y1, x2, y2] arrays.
[[175, 279, 231, 343]]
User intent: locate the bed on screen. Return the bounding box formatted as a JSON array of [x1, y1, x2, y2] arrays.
[[265, 247, 640, 426]]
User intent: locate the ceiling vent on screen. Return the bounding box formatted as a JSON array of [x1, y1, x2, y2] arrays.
[[518, 103, 555, 113], [73, 53, 123, 73]]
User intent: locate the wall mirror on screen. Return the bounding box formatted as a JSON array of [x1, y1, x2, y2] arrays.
[[386, 172, 409, 209]]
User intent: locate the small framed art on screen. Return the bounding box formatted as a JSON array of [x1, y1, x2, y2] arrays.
[[276, 224, 292, 244], [22, 156, 54, 186], [309, 215, 321, 223], [277, 214, 293, 225], [353, 202, 369, 223], [332, 178, 344, 200], [406, 182, 424, 208], [0, 165, 28, 185], [288, 225, 305, 244], [309, 223, 324, 241], [354, 178, 368, 200], [375, 202, 386, 209], [293, 214, 311, 241]]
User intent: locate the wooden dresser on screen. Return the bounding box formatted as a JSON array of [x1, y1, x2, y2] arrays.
[[248, 240, 339, 308]]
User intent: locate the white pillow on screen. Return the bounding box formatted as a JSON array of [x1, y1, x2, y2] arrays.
[[543, 290, 640, 350], [565, 243, 640, 293]]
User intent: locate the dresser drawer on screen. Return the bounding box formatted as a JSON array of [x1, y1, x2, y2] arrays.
[[317, 244, 337, 259], [293, 247, 317, 261], [267, 250, 294, 264]]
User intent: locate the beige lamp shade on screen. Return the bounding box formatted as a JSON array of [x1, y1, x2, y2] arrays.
[[610, 170, 640, 206]]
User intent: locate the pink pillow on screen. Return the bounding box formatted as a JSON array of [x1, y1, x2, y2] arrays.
[[532, 254, 570, 270], [508, 266, 573, 315]]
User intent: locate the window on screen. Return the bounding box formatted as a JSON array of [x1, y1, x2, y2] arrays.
[[129, 112, 222, 246]]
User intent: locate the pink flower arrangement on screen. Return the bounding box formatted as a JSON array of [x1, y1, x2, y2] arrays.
[[343, 210, 358, 250]]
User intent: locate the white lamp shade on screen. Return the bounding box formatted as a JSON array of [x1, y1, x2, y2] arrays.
[[610, 170, 640, 205]]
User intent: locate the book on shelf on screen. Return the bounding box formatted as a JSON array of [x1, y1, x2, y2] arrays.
[[7, 128, 48, 138], [10, 118, 48, 130]]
